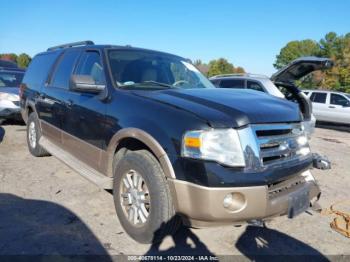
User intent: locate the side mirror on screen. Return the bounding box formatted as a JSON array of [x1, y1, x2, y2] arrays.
[[71, 75, 105, 93], [343, 101, 350, 107]]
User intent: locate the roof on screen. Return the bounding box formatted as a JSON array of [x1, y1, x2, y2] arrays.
[[40, 40, 187, 61], [209, 73, 269, 80], [302, 89, 350, 96]]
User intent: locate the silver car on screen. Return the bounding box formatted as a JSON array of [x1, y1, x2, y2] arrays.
[[303, 90, 350, 125], [210, 57, 334, 137], [0, 67, 24, 124]]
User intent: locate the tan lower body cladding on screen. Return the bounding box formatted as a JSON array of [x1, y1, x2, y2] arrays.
[[168, 170, 320, 227]]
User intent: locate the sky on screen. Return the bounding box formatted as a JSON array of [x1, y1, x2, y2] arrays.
[[1, 0, 350, 76]]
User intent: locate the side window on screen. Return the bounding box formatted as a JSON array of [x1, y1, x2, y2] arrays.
[[219, 79, 245, 89], [303, 91, 309, 95], [75, 51, 105, 84], [247, 81, 265, 92], [50, 50, 80, 89], [310, 92, 327, 103], [330, 93, 349, 106], [22, 52, 61, 90], [210, 79, 221, 87]]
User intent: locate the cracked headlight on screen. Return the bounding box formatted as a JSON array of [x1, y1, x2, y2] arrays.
[[182, 129, 245, 167]]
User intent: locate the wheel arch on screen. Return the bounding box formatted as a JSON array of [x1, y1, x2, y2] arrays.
[[106, 128, 176, 180]]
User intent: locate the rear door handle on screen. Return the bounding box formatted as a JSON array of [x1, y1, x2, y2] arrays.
[[329, 106, 335, 108], [65, 99, 74, 108]]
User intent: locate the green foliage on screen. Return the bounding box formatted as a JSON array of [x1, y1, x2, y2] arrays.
[[0, 53, 32, 68], [16, 53, 32, 68], [274, 40, 320, 69], [207, 58, 245, 77], [275, 32, 350, 93], [0, 53, 18, 63]]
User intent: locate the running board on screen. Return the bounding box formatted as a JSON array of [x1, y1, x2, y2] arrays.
[[39, 136, 113, 189]]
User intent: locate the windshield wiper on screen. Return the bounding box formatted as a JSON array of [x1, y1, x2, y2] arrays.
[[118, 81, 176, 89]]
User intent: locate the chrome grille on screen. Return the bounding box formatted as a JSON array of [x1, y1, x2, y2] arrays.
[[252, 123, 310, 167]]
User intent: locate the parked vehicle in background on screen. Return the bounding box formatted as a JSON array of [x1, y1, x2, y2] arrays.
[[0, 60, 25, 124], [209, 57, 334, 138], [303, 90, 350, 125], [21, 42, 328, 244]]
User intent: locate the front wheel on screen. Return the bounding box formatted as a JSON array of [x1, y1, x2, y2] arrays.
[[113, 149, 181, 243]]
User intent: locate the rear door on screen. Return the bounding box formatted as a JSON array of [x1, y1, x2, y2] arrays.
[[328, 93, 350, 124], [309, 92, 329, 121], [40, 49, 81, 144], [218, 79, 246, 89], [61, 50, 107, 172]]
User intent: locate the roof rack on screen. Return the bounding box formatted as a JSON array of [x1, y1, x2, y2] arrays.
[[47, 40, 95, 51], [209, 73, 269, 79]]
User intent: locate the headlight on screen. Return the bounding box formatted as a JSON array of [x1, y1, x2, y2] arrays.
[[302, 114, 316, 139], [0, 92, 19, 101], [182, 129, 245, 167]]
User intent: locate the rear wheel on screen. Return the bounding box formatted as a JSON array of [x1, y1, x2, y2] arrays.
[[26, 113, 49, 157], [113, 149, 181, 243]]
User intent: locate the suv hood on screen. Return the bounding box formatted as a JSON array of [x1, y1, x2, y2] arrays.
[[271, 57, 333, 84], [134, 88, 301, 128]]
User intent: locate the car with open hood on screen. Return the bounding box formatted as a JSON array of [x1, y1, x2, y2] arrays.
[[20, 42, 329, 243], [210, 57, 334, 137]]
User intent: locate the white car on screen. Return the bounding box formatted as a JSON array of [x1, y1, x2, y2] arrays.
[[210, 57, 334, 137], [303, 90, 350, 125], [0, 63, 24, 124]]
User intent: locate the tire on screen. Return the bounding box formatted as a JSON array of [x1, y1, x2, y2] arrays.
[[113, 149, 181, 243], [26, 112, 49, 157]]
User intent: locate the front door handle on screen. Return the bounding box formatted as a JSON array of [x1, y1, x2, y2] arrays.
[[329, 106, 336, 108]]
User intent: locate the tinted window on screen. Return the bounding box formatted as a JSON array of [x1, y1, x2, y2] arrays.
[[247, 81, 264, 92], [210, 79, 221, 87], [219, 79, 245, 89], [22, 52, 60, 90], [310, 92, 327, 103], [75, 51, 105, 84], [0, 72, 24, 87], [51, 50, 80, 89], [330, 93, 349, 106]]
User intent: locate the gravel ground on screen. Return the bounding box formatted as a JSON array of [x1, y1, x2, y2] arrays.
[[0, 123, 349, 258]]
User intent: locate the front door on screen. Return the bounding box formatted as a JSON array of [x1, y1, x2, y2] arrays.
[[328, 93, 350, 124], [61, 50, 107, 172]]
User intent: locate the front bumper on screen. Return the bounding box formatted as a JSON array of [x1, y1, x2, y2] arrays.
[[168, 170, 320, 227], [0, 100, 22, 121], [0, 107, 22, 121]]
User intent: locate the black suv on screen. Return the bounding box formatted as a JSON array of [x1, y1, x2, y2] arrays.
[[21, 41, 323, 243]]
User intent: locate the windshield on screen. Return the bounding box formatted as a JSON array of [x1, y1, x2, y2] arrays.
[[346, 94, 350, 99], [0, 71, 24, 87], [108, 50, 215, 90]]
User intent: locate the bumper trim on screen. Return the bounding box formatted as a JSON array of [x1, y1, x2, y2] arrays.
[[168, 170, 320, 227]]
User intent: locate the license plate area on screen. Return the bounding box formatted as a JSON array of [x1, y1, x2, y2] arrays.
[[288, 186, 310, 218]]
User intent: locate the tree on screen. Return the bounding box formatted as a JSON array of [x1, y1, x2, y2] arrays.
[[207, 58, 234, 77], [274, 32, 350, 92], [0, 53, 18, 63], [16, 53, 31, 68], [193, 59, 209, 75], [273, 40, 321, 69]]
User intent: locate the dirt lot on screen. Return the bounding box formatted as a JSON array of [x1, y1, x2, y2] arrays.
[[0, 123, 349, 258]]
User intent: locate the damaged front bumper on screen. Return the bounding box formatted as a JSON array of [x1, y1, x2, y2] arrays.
[[168, 170, 321, 227]]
